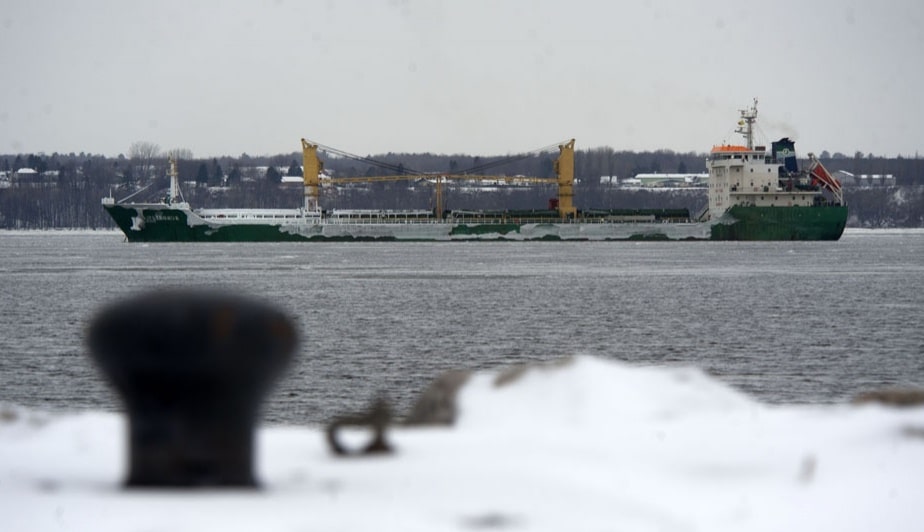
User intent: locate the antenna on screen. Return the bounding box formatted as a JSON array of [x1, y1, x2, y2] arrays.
[[735, 98, 758, 150]]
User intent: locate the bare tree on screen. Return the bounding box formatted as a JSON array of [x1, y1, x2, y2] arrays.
[[128, 141, 161, 182], [168, 148, 194, 160]]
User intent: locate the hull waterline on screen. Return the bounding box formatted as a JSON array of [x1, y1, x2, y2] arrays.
[[104, 203, 847, 242]]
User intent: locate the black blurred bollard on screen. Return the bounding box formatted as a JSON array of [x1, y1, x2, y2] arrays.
[[86, 289, 298, 488]]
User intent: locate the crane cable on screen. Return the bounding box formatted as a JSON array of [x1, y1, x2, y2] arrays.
[[305, 140, 422, 175], [449, 140, 567, 176], [305, 139, 569, 178]]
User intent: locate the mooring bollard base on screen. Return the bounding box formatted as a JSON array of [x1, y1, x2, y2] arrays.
[[125, 408, 258, 487], [87, 289, 297, 488]]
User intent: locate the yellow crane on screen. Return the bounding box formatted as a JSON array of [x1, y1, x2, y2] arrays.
[[300, 138, 577, 219]]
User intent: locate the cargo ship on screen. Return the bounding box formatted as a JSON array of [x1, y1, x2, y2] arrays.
[[103, 101, 847, 241]]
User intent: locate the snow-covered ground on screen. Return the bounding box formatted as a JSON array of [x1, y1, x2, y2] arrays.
[[3, 356, 922, 531]]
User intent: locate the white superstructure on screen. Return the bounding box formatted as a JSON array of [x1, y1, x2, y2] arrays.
[[706, 100, 833, 220]]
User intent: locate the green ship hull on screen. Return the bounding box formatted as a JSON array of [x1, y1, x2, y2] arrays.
[[711, 205, 847, 241], [103, 203, 847, 242]]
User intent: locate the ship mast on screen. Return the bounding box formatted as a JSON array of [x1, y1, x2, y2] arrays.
[[736, 98, 758, 150], [167, 156, 180, 204]]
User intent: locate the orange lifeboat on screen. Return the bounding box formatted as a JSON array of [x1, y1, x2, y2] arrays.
[[710, 145, 749, 153]]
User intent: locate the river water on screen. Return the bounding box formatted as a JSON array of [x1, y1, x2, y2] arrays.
[[1, 229, 922, 425]]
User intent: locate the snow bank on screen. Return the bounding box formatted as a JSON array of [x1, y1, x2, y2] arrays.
[[3, 356, 922, 531]]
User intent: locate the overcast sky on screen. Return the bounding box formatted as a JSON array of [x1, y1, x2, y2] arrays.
[[2, 0, 922, 158]]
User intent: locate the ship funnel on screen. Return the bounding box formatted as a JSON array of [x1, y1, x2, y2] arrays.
[[772, 138, 798, 173]]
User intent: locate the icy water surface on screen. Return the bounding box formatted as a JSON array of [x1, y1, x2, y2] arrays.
[[1, 229, 922, 424]]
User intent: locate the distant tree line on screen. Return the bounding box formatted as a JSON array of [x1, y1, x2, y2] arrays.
[[2, 143, 924, 229]]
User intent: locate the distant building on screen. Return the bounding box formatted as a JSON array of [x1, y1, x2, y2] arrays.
[[832, 170, 897, 187], [280, 167, 335, 187], [15, 167, 38, 178], [280, 175, 304, 186], [11, 167, 41, 186], [856, 174, 896, 187], [628, 173, 708, 187], [834, 170, 856, 186]]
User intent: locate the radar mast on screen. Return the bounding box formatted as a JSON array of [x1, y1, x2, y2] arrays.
[[735, 98, 758, 150]]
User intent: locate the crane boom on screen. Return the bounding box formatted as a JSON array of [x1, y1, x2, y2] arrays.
[[300, 138, 576, 219]]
